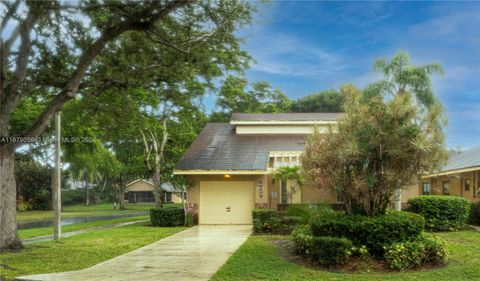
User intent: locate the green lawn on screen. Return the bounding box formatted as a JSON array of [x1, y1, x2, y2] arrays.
[[19, 215, 149, 239], [16, 203, 182, 222], [0, 222, 186, 280], [212, 230, 480, 281]]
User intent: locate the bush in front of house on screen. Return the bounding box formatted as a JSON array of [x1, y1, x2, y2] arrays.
[[252, 209, 301, 234], [408, 196, 470, 231], [310, 210, 424, 253], [285, 203, 333, 224], [150, 207, 185, 226], [311, 236, 353, 266], [468, 201, 480, 226], [292, 224, 353, 266], [292, 225, 314, 256], [384, 233, 449, 270]]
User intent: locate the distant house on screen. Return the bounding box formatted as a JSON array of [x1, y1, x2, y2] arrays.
[[125, 179, 186, 204], [418, 147, 480, 201]]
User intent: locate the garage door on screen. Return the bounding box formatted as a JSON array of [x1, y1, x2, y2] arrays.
[[199, 181, 254, 224]]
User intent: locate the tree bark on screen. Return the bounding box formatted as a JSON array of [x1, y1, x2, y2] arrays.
[[0, 144, 22, 252]]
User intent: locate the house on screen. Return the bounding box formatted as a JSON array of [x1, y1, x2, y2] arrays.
[[125, 179, 186, 204], [417, 147, 480, 201], [174, 113, 345, 224]]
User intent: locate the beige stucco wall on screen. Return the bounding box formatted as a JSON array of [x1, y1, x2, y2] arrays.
[[236, 124, 331, 135], [187, 174, 338, 209], [126, 180, 154, 192], [171, 192, 184, 203]]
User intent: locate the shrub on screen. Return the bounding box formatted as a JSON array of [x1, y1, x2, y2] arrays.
[[468, 201, 480, 226], [384, 233, 448, 270], [292, 225, 314, 256], [150, 207, 185, 227], [311, 236, 353, 266], [252, 209, 280, 233], [185, 211, 195, 226], [279, 216, 302, 233], [62, 189, 85, 206], [408, 196, 470, 231], [285, 203, 333, 224], [311, 210, 424, 253]]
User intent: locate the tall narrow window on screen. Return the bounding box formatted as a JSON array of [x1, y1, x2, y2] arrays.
[[422, 182, 431, 195], [281, 180, 288, 204], [465, 179, 471, 191], [443, 181, 450, 195]]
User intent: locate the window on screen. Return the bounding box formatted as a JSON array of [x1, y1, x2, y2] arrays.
[[422, 182, 431, 195], [443, 181, 450, 195], [465, 179, 471, 191], [165, 192, 172, 202]]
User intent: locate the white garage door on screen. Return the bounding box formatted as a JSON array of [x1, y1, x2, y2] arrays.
[[199, 181, 254, 224]]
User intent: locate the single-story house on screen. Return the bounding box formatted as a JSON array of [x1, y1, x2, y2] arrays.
[[173, 113, 418, 225], [125, 179, 186, 204], [417, 147, 480, 201]]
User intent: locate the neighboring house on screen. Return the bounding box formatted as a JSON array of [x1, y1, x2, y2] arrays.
[[174, 113, 347, 225], [125, 179, 186, 204], [417, 147, 480, 201]]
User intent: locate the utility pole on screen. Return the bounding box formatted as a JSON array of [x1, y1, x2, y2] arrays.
[[53, 111, 62, 240]]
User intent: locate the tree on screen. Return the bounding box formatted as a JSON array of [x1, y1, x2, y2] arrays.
[[274, 166, 304, 204], [211, 75, 290, 122], [290, 90, 343, 113], [302, 78, 447, 216], [0, 0, 255, 251]]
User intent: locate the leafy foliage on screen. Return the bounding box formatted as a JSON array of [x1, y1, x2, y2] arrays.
[[150, 208, 185, 227], [468, 201, 480, 226], [14, 156, 52, 210], [285, 203, 333, 224], [302, 52, 447, 216], [311, 236, 353, 266], [290, 90, 343, 113], [384, 233, 448, 270], [408, 196, 471, 231], [310, 211, 424, 254]]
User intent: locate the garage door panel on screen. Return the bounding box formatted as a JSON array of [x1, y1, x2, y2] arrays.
[[200, 181, 254, 225]]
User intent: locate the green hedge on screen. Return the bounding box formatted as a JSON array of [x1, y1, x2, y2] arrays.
[[252, 209, 301, 234], [408, 196, 470, 231], [468, 201, 480, 226], [311, 236, 353, 266], [292, 225, 314, 256], [150, 207, 185, 226], [285, 204, 332, 224], [384, 233, 449, 270], [310, 210, 424, 253]]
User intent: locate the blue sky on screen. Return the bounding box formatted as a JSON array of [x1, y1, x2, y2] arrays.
[[216, 1, 480, 149]]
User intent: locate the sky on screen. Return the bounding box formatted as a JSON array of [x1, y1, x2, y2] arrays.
[[215, 1, 480, 149]]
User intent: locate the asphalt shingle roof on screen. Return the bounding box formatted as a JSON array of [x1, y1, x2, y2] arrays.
[[175, 123, 307, 171], [442, 147, 480, 172], [231, 112, 343, 122]]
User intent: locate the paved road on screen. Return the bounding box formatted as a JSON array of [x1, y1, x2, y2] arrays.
[[16, 225, 252, 281]]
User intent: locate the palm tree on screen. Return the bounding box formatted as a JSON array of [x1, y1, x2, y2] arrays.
[[274, 166, 304, 204]]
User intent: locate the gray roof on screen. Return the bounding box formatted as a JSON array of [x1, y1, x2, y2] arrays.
[[231, 112, 343, 122], [442, 147, 480, 172], [176, 123, 307, 171]]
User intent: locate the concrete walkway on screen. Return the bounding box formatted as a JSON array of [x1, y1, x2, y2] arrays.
[[16, 225, 252, 281]]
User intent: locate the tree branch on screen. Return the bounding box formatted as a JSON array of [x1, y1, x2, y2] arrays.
[[19, 0, 190, 142]]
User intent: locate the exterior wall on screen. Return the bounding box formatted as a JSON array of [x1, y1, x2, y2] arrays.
[[187, 174, 338, 211], [125, 180, 154, 192], [236, 124, 331, 135], [171, 192, 184, 203], [419, 170, 480, 202], [401, 182, 420, 203]]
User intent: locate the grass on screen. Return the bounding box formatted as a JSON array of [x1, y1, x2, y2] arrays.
[[0, 222, 186, 280], [212, 230, 480, 281], [18, 215, 149, 239], [16, 203, 182, 222]]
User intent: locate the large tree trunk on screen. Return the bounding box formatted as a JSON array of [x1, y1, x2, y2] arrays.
[[118, 188, 126, 210], [0, 144, 23, 252]]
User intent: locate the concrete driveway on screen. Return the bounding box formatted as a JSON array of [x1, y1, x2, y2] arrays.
[[16, 225, 252, 281]]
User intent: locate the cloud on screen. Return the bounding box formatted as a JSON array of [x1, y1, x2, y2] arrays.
[[246, 33, 347, 77]]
